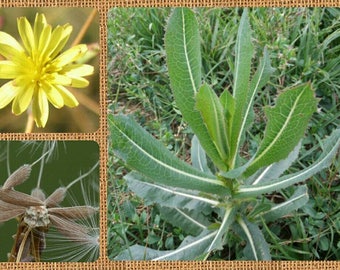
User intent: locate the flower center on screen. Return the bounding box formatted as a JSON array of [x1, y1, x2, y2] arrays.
[[24, 205, 50, 228], [28, 55, 52, 87]]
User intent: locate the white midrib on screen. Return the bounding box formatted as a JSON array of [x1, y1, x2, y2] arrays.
[[207, 89, 228, 160], [195, 138, 205, 172], [232, 17, 243, 101], [153, 231, 217, 261], [175, 208, 207, 229], [250, 88, 305, 166], [142, 181, 219, 206], [182, 9, 197, 94], [238, 136, 340, 194], [114, 122, 225, 187], [232, 56, 267, 168], [238, 218, 258, 261], [252, 164, 272, 185], [207, 207, 233, 252], [261, 191, 307, 217]]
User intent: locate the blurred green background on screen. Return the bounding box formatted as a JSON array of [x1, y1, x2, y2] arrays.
[[0, 140, 99, 261], [0, 8, 99, 132]]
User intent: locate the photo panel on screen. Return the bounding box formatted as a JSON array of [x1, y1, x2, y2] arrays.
[[107, 7, 340, 261], [0, 140, 99, 262], [0, 7, 99, 133]]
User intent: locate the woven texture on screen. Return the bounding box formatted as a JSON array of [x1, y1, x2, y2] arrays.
[[0, 0, 339, 269]]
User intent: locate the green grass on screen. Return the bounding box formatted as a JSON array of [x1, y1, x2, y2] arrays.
[[107, 7, 340, 260]]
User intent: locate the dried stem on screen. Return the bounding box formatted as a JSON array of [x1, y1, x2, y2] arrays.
[[71, 9, 97, 47]]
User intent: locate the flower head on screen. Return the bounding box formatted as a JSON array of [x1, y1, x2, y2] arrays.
[[0, 13, 94, 127]]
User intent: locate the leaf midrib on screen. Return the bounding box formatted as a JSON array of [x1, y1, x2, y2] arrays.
[[182, 8, 197, 95], [232, 55, 268, 168], [152, 231, 217, 261], [238, 134, 340, 194], [251, 88, 305, 166], [112, 120, 225, 187]]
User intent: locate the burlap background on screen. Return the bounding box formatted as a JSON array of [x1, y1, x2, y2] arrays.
[[0, 0, 338, 269]]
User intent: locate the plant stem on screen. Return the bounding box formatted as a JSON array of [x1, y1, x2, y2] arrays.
[[71, 9, 97, 47], [25, 110, 34, 133]]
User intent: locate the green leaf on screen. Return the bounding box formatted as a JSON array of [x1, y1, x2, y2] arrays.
[[165, 8, 227, 171], [125, 172, 219, 211], [237, 217, 271, 260], [248, 141, 301, 185], [206, 206, 236, 253], [191, 135, 213, 175], [258, 185, 309, 222], [220, 88, 235, 136], [230, 47, 274, 169], [109, 114, 228, 195], [159, 207, 210, 236], [229, 8, 254, 168], [237, 128, 340, 197], [196, 83, 229, 162], [114, 230, 218, 260], [245, 83, 318, 176]]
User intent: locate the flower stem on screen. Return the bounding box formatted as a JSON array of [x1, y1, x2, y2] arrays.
[[25, 110, 34, 133], [71, 9, 97, 47]]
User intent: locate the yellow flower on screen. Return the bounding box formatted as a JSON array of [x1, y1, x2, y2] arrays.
[[0, 13, 94, 128]]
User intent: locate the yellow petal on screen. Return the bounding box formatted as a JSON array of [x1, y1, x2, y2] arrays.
[[64, 64, 94, 77], [38, 25, 52, 61], [0, 31, 25, 52], [52, 44, 87, 68], [17, 17, 35, 54], [32, 89, 49, 128], [0, 81, 17, 108], [42, 25, 64, 59], [0, 61, 22, 79], [70, 77, 90, 88], [0, 44, 31, 67], [12, 85, 34, 115], [55, 85, 79, 107], [50, 74, 72, 86], [33, 13, 47, 46], [41, 82, 64, 108], [49, 24, 73, 59]]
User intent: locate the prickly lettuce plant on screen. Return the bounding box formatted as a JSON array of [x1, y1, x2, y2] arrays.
[[108, 8, 340, 260]]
